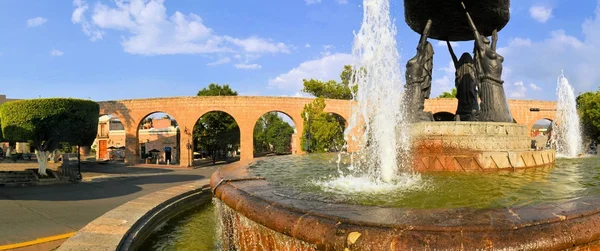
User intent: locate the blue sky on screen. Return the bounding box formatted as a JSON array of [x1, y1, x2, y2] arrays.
[[1, 0, 599, 102]]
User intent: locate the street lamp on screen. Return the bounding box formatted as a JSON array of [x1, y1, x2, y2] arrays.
[[184, 127, 192, 167]]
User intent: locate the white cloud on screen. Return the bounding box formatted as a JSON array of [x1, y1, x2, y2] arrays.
[[529, 6, 553, 23], [529, 83, 542, 91], [235, 63, 262, 70], [305, 43, 311, 48], [207, 57, 231, 66], [508, 81, 527, 98], [268, 53, 354, 93], [436, 41, 459, 48], [496, 2, 600, 97], [71, 0, 289, 57], [50, 49, 64, 56], [26, 17, 47, 27], [431, 60, 456, 97], [71, 0, 103, 41]]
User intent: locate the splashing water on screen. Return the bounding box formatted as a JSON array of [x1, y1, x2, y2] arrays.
[[551, 72, 583, 158], [319, 0, 423, 192]]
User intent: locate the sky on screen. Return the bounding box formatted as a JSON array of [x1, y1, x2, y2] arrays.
[[1, 0, 600, 102]]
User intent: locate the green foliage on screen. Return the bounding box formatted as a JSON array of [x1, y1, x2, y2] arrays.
[[253, 112, 295, 155], [438, 88, 458, 98], [194, 84, 240, 159], [0, 116, 3, 142], [301, 98, 345, 153], [302, 65, 357, 100], [0, 98, 99, 152], [577, 90, 600, 141], [197, 83, 238, 96]]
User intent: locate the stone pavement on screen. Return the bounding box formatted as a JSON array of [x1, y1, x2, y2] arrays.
[[0, 162, 222, 247]]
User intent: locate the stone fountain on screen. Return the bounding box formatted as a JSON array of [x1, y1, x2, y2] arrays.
[[211, 0, 600, 250]]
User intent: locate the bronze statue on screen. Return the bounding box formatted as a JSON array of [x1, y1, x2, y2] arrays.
[[446, 41, 479, 121], [462, 2, 513, 122], [405, 19, 434, 122]]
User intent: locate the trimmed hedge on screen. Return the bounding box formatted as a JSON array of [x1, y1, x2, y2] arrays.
[[0, 98, 99, 151]]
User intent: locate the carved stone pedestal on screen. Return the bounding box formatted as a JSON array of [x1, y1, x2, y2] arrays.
[[411, 122, 555, 171]]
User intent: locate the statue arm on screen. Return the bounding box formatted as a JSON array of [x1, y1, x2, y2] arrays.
[[461, 2, 484, 51], [491, 29, 498, 51], [446, 41, 458, 68], [416, 19, 433, 63]]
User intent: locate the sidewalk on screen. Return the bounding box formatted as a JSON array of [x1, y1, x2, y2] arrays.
[[0, 162, 223, 249]]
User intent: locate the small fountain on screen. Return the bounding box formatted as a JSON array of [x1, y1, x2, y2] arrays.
[[210, 0, 600, 250], [551, 72, 583, 158]]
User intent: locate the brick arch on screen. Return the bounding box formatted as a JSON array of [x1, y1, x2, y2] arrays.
[[97, 96, 556, 166]]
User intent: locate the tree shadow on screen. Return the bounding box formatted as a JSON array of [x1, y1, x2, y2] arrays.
[[0, 173, 205, 201]]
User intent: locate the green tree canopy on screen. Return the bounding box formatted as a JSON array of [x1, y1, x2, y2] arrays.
[[197, 83, 238, 96], [577, 90, 600, 141], [194, 83, 240, 163], [253, 112, 295, 155], [302, 65, 357, 100], [0, 98, 99, 175], [438, 88, 458, 98], [301, 97, 345, 153]]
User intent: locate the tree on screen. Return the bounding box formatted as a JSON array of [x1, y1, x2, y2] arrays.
[[302, 65, 357, 100], [197, 83, 238, 96], [438, 88, 458, 98], [253, 112, 295, 155], [301, 98, 345, 153], [577, 90, 600, 141], [194, 84, 240, 163], [0, 99, 99, 175]]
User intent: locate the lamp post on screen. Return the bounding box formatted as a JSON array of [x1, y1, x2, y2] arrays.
[[184, 127, 192, 167]]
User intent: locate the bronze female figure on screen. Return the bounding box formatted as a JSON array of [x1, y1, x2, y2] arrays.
[[446, 41, 479, 121], [462, 2, 513, 122], [405, 19, 434, 122]]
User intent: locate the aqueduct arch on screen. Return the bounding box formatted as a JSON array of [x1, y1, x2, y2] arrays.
[[98, 96, 555, 167]]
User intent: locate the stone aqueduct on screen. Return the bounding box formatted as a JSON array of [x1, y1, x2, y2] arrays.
[[98, 96, 557, 166]]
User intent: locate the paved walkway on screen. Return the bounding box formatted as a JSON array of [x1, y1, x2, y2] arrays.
[[0, 162, 225, 246]]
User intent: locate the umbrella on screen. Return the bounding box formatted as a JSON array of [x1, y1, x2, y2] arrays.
[[148, 149, 161, 153], [117, 146, 126, 149], [107, 146, 117, 150]]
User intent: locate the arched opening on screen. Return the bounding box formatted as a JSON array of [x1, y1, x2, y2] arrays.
[[93, 114, 125, 161], [137, 112, 180, 165], [302, 111, 347, 153], [531, 118, 553, 150], [253, 112, 296, 157], [433, 112, 455, 121], [192, 111, 240, 166]]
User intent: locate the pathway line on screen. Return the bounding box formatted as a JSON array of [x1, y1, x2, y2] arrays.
[[0, 232, 75, 250]]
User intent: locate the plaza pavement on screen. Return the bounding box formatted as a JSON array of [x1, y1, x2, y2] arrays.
[[0, 161, 229, 248]]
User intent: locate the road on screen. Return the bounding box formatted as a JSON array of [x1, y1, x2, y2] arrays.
[[0, 164, 219, 246]]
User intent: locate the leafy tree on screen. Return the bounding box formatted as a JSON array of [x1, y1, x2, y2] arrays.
[[301, 98, 345, 153], [577, 90, 600, 141], [0, 117, 3, 142], [302, 65, 357, 100], [253, 112, 294, 155], [197, 83, 238, 96], [438, 88, 458, 98], [0, 99, 99, 175], [194, 84, 239, 163]]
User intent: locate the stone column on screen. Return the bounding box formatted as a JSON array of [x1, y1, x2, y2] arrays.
[[124, 131, 139, 164], [292, 114, 305, 155], [179, 126, 193, 167], [239, 121, 254, 161]]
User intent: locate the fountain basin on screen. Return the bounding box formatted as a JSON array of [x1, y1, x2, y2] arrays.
[[211, 160, 600, 250], [412, 122, 555, 171]]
